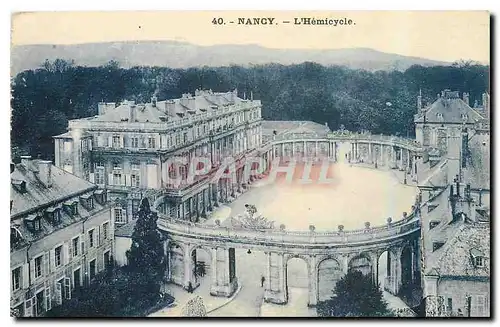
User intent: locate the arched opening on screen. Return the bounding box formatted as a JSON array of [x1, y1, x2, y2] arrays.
[[285, 257, 309, 307], [377, 250, 390, 291], [400, 246, 413, 288], [348, 254, 372, 277], [168, 242, 185, 286], [190, 246, 213, 294], [317, 258, 343, 302]]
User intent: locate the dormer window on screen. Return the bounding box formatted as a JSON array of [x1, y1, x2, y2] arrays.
[[80, 193, 94, 210], [470, 249, 485, 267], [25, 214, 42, 232], [433, 242, 445, 252], [12, 180, 27, 193], [64, 200, 79, 216], [461, 113, 468, 121], [45, 207, 61, 225], [429, 221, 440, 230], [436, 113, 443, 120], [94, 189, 107, 205]]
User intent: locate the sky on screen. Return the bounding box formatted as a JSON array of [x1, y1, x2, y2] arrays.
[[11, 11, 490, 64]]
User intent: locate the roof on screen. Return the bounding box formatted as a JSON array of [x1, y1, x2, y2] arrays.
[[415, 93, 485, 124], [424, 223, 490, 278], [115, 219, 137, 238], [85, 90, 255, 124], [10, 160, 96, 218], [463, 135, 490, 190]]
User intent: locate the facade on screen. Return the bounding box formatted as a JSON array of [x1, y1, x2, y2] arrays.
[[53, 89, 263, 226], [416, 90, 491, 317], [10, 157, 113, 317]]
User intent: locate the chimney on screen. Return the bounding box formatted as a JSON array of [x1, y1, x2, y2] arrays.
[[98, 102, 107, 115], [20, 155, 31, 168], [463, 92, 470, 106], [151, 96, 157, 107], [36, 160, 52, 188], [250, 91, 254, 101], [417, 89, 422, 112], [482, 92, 490, 118], [129, 104, 136, 122]]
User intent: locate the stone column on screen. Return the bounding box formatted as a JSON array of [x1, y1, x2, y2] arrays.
[[210, 248, 238, 297], [183, 245, 194, 289], [264, 252, 287, 304], [210, 247, 218, 294], [371, 252, 379, 286], [368, 142, 373, 163], [342, 254, 350, 274], [380, 145, 385, 167], [389, 247, 403, 295], [291, 142, 295, 157], [308, 255, 318, 306], [406, 149, 411, 172], [399, 148, 404, 170], [315, 141, 319, 160]]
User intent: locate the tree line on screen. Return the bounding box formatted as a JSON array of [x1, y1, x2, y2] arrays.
[[10, 59, 489, 160]]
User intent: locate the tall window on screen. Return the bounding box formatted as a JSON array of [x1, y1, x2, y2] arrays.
[[88, 229, 95, 248], [131, 137, 139, 148], [113, 172, 122, 186], [102, 222, 109, 240], [183, 132, 188, 143], [55, 245, 62, 267], [34, 256, 43, 279], [131, 163, 140, 187], [114, 208, 125, 224], [148, 137, 156, 149], [112, 135, 121, 148], [11, 267, 21, 291], [72, 237, 79, 257]]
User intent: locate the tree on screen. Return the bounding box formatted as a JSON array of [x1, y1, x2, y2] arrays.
[[126, 198, 166, 296], [317, 269, 391, 317]]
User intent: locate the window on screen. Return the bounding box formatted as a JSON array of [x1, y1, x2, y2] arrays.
[[112, 135, 121, 148], [432, 242, 445, 252], [114, 208, 125, 224], [429, 221, 439, 230], [55, 245, 62, 267], [183, 132, 188, 143], [131, 137, 139, 148], [102, 222, 109, 240], [474, 256, 484, 267], [475, 295, 487, 317], [72, 203, 78, 215], [148, 137, 156, 149], [131, 163, 140, 171], [104, 251, 111, 268], [34, 255, 43, 279], [95, 167, 105, 185], [12, 267, 21, 291], [113, 172, 122, 185], [131, 173, 140, 187], [447, 298, 453, 314], [175, 134, 181, 145], [89, 259, 96, 280], [72, 237, 79, 257], [88, 229, 95, 248]]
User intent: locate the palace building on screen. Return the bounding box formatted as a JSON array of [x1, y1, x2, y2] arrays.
[[53, 89, 263, 226], [10, 157, 113, 317]]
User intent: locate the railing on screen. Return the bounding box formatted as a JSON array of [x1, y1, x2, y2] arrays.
[[157, 216, 420, 246]]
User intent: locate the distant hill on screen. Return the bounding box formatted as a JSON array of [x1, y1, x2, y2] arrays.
[[11, 40, 451, 75]]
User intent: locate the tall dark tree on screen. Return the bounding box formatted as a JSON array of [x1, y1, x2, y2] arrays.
[[126, 198, 166, 296], [317, 269, 391, 317]]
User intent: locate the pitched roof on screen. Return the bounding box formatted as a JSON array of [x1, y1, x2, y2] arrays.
[[424, 223, 490, 278], [86, 90, 252, 124], [115, 219, 137, 238], [10, 160, 96, 218], [415, 95, 484, 124], [463, 135, 490, 190]]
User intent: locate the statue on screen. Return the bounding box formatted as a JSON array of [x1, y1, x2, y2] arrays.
[[230, 204, 275, 230]]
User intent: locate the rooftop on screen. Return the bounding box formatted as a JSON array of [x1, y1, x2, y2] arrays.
[[261, 120, 331, 138], [415, 90, 486, 124], [424, 222, 490, 278], [10, 159, 96, 218], [76, 89, 259, 124]]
